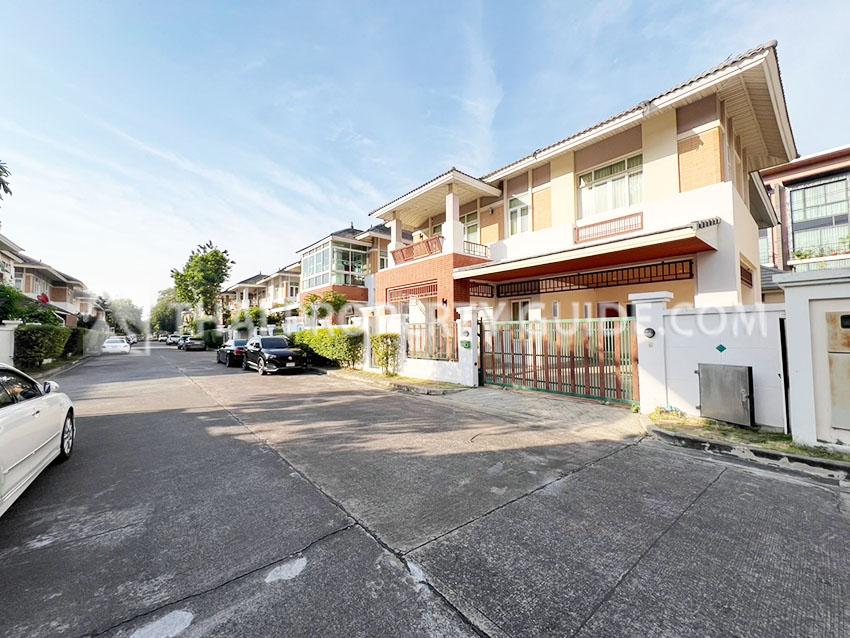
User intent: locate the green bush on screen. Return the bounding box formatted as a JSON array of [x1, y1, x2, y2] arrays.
[[202, 329, 224, 348], [291, 328, 363, 368], [196, 316, 217, 332], [62, 327, 87, 358], [371, 333, 400, 376], [14, 324, 71, 369]]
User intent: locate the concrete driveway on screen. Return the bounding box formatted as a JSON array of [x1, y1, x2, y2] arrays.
[[0, 344, 848, 637]]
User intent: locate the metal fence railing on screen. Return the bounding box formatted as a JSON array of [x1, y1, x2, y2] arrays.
[[407, 322, 458, 361]]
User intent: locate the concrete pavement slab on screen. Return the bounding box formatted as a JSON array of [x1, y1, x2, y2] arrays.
[[574, 461, 850, 638], [0, 351, 350, 637], [409, 444, 724, 637], [191, 368, 644, 552], [104, 526, 479, 638]]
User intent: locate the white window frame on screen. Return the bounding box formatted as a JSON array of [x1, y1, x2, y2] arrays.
[[431, 222, 443, 237], [511, 299, 530, 322], [552, 301, 560, 319], [577, 153, 643, 220], [507, 193, 531, 237], [460, 211, 479, 243], [378, 250, 388, 270]]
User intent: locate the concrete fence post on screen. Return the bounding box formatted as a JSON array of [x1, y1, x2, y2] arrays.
[[456, 307, 479, 387], [627, 292, 673, 414], [0, 320, 23, 367]]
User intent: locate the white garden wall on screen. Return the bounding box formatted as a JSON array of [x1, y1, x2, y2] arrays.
[[662, 306, 787, 429]]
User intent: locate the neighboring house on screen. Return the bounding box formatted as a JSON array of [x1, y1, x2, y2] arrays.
[[370, 41, 795, 321], [760, 144, 850, 277], [0, 230, 24, 288], [15, 254, 91, 326], [257, 262, 301, 317], [296, 224, 411, 323], [223, 273, 267, 313]]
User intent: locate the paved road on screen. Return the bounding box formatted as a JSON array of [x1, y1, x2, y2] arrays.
[[1, 344, 848, 637]]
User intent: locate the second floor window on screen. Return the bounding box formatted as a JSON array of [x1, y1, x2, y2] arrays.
[[759, 229, 774, 266], [379, 251, 388, 270], [288, 281, 299, 297], [578, 154, 643, 218], [790, 175, 850, 259], [431, 223, 443, 237], [461, 212, 479, 243], [508, 195, 530, 236]]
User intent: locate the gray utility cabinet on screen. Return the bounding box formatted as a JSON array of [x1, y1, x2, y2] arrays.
[[698, 363, 755, 428]]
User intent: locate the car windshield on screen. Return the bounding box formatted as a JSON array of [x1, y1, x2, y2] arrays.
[[233, 339, 248, 347], [260, 337, 290, 348], [188, 337, 202, 342], [106, 338, 124, 344]]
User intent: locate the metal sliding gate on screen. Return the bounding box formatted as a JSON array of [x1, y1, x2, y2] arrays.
[[479, 318, 639, 405]]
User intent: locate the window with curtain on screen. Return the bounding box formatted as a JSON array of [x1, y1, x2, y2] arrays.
[[578, 154, 643, 218], [508, 195, 530, 236]]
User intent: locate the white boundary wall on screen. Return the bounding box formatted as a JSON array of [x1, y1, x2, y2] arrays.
[[359, 307, 478, 387], [630, 292, 787, 429], [663, 306, 787, 429]]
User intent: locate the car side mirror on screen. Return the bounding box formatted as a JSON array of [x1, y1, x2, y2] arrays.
[[43, 380, 60, 394]]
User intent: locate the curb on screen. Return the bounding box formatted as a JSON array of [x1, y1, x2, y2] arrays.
[[28, 355, 95, 381], [321, 368, 468, 396], [650, 424, 850, 483]]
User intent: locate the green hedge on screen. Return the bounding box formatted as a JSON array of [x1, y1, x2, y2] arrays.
[[291, 328, 363, 368], [14, 325, 72, 369], [371, 333, 400, 376], [202, 329, 225, 348]]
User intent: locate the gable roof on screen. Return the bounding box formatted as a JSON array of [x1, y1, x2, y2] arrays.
[[17, 254, 84, 285], [482, 40, 795, 182]]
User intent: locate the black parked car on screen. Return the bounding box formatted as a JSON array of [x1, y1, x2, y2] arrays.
[[183, 336, 207, 351], [241, 336, 308, 375], [216, 339, 248, 367]]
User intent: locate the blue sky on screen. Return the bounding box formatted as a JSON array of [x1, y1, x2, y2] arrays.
[[1, 0, 848, 312]]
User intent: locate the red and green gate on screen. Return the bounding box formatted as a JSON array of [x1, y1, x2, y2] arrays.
[[479, 318, 639, 405]]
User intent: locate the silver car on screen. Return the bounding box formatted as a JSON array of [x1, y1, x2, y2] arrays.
[[0, 365, 75, 519]]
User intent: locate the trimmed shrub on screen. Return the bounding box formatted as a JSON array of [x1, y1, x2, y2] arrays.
[[62, 327, 87, 358], [14, 324, 71, 370], [291, 328, 363, 368], [371, 333, 400, 376], [202, 329, 225, 348]]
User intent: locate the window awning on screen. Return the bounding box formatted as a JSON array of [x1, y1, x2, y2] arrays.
[[454, 219, 720, 282]]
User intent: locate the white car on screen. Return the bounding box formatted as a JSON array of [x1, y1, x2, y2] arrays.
[[0, 365, 75, 519], [102, 337, 131, 354]]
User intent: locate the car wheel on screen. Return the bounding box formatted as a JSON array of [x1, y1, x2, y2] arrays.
[[242, 356, 249, 371], [257, 357, 267, 375], [225, 354, 232, 367], [57, 411, 75, 462]]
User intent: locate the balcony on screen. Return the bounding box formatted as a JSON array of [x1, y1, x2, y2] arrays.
[[390, 235, 491, 265]]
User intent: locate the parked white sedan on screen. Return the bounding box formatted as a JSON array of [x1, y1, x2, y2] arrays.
[[101, 337, 131, 354], [0, 365, 75, 519]]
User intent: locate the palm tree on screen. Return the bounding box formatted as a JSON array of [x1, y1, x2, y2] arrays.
[[0, 161, 11, 204]]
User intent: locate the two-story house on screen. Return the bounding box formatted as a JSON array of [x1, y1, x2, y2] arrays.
[[297, 224, 411, 323], [224, 273, 267, 314], [15, 254, 94, 326], [371, 41, 795, 322], [760, 144, 850, 275], [257, 262, 301, 316]]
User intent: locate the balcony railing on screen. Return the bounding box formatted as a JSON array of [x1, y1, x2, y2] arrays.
[[575, 212, 643, 243], [390, 235, 491, 265], [462, 240, 490, 259], [391, 236, 444, 264]]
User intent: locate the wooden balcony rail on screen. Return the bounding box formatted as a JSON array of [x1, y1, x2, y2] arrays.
[[391, 236, 444, 264], [407, 322, 458, 361], [463, 241, 490, 258], [575, 212, 643, 243]]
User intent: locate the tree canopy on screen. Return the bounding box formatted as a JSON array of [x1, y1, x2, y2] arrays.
[[171, 241, 234, 316], [0, 160, 11, 206], [149, 287, 183, 334], [98, 294, 144, 334]]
